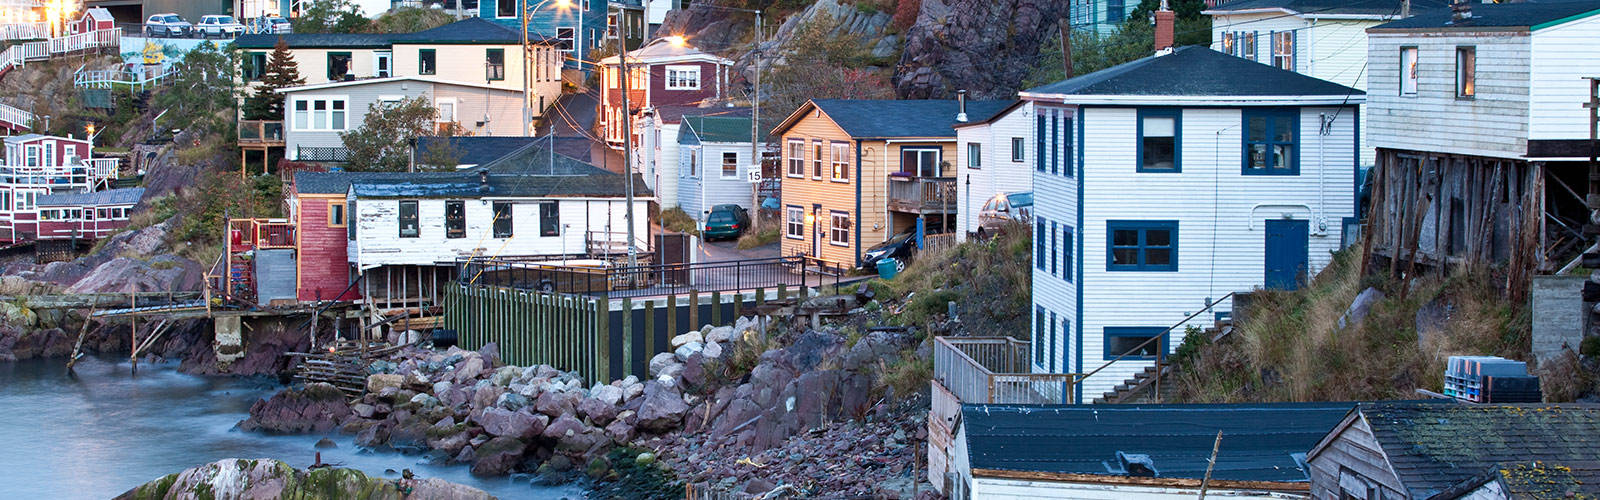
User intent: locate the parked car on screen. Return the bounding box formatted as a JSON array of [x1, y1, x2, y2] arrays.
[[702, 204, 750, 241], [249, 15, 292, 34], [861, 229, 919, 269], [144, 13, 192, 38], [195, 15, 244, 38], [975, 191, 1033, 237]]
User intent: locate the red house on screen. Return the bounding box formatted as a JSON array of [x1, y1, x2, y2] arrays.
[[74, 8, 116, 34], [284, 171, 371, 303], [598, 38, 734, 147], [0, 134, 118, 244], [34, 187, 142, 241]]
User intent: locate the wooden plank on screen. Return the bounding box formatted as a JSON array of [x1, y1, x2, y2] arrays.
[[644, 299, 656, 366], [688, 289, 700, 331], [621, 297, 633, 379], [711, 291, 722, 325], [595, 295, 610, 384]]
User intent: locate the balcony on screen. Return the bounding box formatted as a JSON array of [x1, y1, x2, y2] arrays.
[[932, 336, 1077, 405], [228, 218, 295, 251], [887, 175, 956, 214], [238, 120, 285, 147]]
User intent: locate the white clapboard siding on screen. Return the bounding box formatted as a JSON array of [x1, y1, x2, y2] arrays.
[[678, 144, 705, 219], [284, 80, 524, 154], [1528, 15, 1600, 141], [1209, 13, 1306, 67], [349, 197, 650, 267], [1030, 104, 1081, 378], [1064, 106, 1355, 397], [956, 101, 1034, 239], [1367, 32, 1531, 158], [694, 142, 757, 222], [641, 121, 682, 208]]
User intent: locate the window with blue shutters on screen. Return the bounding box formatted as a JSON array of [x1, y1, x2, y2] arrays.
[[1050, 111, 1059, 175], [1035, 220, 1046, 270], [1062, 319, 1071, 371], [1035, 114, 1046, 173], [1063, 225, 1074, 282]]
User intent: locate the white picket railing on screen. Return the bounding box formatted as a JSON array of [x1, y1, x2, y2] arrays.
[[0, 102, 31, 129], [0, 45, 21, 75], [0, 29, 119, 79], [0, 22, 48, 41], [20, 40, 46, 60], [74, 64, 177, 89], [81, 158, 120, 180]]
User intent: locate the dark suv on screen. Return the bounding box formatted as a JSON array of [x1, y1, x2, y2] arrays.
[[702, 204, 751, 241]]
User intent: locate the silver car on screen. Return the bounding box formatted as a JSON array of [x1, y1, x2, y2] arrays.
[[144, 13, 191, 38], [196, 15, 245, 38], [249, 16, 292, 34], [975, 191, 1033, 237]]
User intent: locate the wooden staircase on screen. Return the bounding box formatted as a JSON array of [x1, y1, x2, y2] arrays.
[[1093, 322, 1235, 404]]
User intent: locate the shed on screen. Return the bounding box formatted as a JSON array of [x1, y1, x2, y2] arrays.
[[949, 402, 1352, 498]]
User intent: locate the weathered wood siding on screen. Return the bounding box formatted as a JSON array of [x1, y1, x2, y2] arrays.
[[778, 110, 866, 266], [956, 101, 1034, 238], [1367, 31, 1531, 158], [1070, 105, 1357, 397], [1528, 15, 1600, 141], [1307, 415, 1408, 499], [350, 196, 651, 267], [295, 193, 359, 301]]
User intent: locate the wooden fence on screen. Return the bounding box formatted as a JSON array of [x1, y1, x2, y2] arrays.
[[445, 283, 806, 384]]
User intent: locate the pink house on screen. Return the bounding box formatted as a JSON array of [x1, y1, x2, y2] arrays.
[[0, 134, 119, 244]]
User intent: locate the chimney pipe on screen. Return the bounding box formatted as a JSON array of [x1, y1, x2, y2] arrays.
[[1450, 0, 1472, 21], [1154, 0, 1176, 55], [478, 169, 488, 190], [956, 90, 969, 123]]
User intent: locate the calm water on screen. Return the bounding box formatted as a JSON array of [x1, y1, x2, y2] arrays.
[[0, 356, 589, 499]]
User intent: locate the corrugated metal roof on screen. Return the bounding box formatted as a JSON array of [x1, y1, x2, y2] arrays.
[[37, 187, 145, 206], [1357, 401, 1600, 498], [681, 115, 754, 144], [961, 402, 1352, 483], [1024, 46, 1363, 99]]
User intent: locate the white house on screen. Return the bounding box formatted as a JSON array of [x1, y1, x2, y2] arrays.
[[677, 113, 760, 224], [1205, 0, 1444, 168], [279, 76, 526, 162], [636, 105, 749, 210], [1019, 45, 1362, 401], [953, 100, 1033, 239], [346, 147, 653, 276], [1362, 0, 1600, 275]]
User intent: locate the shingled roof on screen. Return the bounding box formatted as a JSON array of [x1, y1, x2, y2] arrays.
[[234, 32, 394, 49], [415, 136, 542, 167], [960, 402, 1352, 484], [37, 187, 145, 206], [1023, 46, 1363, 102], [1204, 0, 1448, 17], [1324, 402, 1600, 499], [1370, 0, 1600, 30], [293, 171, 460, 195], [784, 99, 1014, 139], [350, 170, 650, 199]]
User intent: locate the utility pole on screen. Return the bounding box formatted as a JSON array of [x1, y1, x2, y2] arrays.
[[620, 33, 637, 268], [749, 10, 763, 231], [522, 0, 533, 137]]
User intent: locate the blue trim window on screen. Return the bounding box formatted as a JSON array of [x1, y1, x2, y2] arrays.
[[1107, 220, 1178, 271], [1035, 220, 1046, 270], [1050, 221, 1058, 276], [1243, 108, 1299, 175], [1061, 318, 1071, 371], [1103, 327, 1168, 360], [1062, 225, 1074, 282], [1137, 109, 1180, 173], [1063, 115, 1075, 177], [1048, 311, 1057, 372], [1035, 307, 1046, 366], [1035, 114, 1046, 173], [1050, 110, 1059, 175]]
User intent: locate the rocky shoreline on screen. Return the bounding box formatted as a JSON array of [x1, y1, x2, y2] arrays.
[[239, 314, 936, 497], [115, 458, 493, 499]]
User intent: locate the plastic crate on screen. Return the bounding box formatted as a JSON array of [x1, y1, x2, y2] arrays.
[[1444, 356, 1532, 403]]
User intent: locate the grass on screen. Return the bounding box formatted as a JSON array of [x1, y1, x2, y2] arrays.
[[867, 223, 1032, 338], [736, 227, 779, 249], [1171, 247, 1533, 403], [660, 207, 699, 236]]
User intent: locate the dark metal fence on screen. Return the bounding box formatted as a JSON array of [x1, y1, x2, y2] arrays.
[[455, 256, 841, 299]]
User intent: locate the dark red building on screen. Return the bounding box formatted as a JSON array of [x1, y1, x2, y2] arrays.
[[598, 38, 734, 147]]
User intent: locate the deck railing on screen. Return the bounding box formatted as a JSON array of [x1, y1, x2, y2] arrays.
[[0, 101, 31, 129], [81, 158, 119, 179], [238, 120, 285, 144], [887, 176, 957, 213], [48, 29, 119, 54], [933, 336, 1078, 404], [0, 22, 48, 41], [457, 255, 842, 299], [229, 218, 295, 250]]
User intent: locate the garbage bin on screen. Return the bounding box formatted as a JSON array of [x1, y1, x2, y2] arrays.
[[876, 258, 900, 280]]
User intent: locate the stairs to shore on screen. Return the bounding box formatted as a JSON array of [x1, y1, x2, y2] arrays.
[[1093, 322, 1233, 404]]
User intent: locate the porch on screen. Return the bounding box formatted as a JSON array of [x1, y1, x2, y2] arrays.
[[887, 175, 956, 214]]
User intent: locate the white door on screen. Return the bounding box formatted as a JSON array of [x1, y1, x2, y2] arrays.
[[374, 52, 392, 78]]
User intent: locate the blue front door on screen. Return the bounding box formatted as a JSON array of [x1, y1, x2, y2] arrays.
[[1264, 219, 1309, 290]]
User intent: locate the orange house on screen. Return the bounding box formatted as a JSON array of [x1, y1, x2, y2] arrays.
[[770, 98, 1012, 268]]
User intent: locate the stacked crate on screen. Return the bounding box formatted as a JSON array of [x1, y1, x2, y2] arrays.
[[1444, 356, 1542, 403]]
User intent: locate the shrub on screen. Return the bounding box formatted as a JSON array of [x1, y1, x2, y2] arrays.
[[659, 207, 700, 235], [891, 0, 920, 32], [1583, 336, 1600, 358], [736, 227, 778, 249]]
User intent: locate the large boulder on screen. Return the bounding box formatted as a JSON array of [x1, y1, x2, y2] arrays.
[[634, 381, 690, 432], [477, 407, 548, 440], [469, 436, 526, 476], [670, 331, 703, 348], [238, 383, 352, 434], [591, 384, 625, 406], [452, 356, 487, 383], [577, 396, 619, 426], [114, 458, 493, 499], [649, 352, 680, 377], [365, 373, 405, 394], [533, 388, 580, 418]]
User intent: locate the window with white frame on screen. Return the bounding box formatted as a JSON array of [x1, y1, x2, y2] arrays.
[[722, 151, 738, 178], [556, 27, 575, 52], [785, 205, 804, 239], [1011, 137, 1024, 162], [967, 142, 981, 169], [831, 142, 849, 181], [1456, 46, 1475, 98], [495, 0, 515, 18], [1400, 47, 1419, 96], [786, 140, 805, 177], [1271, 31, 1294, 71], [291, 98, 347, 131], [374, 51, 391, 78], [829, 210, 850, 246], [23, 145, 39, 166], [665, 65, 700, 90], [437, 99, 457, 124], [811, 140, 823, 179]]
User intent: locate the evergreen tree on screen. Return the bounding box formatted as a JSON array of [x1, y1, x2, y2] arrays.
[[244, 38, 304, 121]]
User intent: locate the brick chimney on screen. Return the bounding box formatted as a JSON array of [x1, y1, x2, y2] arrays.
[[1450, 0, 1473, 22], [1154, 0, 1176, 55]]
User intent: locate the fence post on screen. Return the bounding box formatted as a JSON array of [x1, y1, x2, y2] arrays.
[[711, 291, 722, 325], [755, 287, 765, 310], [644, 299, 656, 363], [777, 284, 787, 302], [688, 289, 700, 330], [621, 297, 634, 378], [595, 295, 611, 384], [666, 294, 678, 338]]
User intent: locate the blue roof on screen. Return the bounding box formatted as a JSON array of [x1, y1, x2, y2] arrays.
[[236, 18, 547, 50], [37, 187, 145, 206], [1371, 0, 1600, 30], [415, 136, 542, 166], [1024, 46, 1362, 99], [795, 99, 1014, 139]]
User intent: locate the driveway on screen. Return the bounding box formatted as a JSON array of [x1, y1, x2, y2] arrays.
[[700, 237, 777, 263]]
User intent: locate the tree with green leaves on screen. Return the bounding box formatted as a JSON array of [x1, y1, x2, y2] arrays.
[[369, 7, 455, 33], [1025, 0, 1212, 88], [243, 38, 305, 120], [340, 96, 458, 172], [153, 41, 239, 133], [297, 0, 370, 34]]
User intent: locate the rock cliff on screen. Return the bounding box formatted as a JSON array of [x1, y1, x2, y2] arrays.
[[894, 0, 1067, 99]]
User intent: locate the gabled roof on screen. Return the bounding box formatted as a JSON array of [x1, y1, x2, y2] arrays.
[[350, 170, 650, 199], [84, 7, 114, 22], [960, 402, 1352, 485], [598, 38, 733, 66], [4, 133, 88, 144], [1370, 0, 1600, 30], [234, 32, 394, 50], [1326, 402, 1600, 499], [681, 115, 754, 144], [415, 136, 543, 167], [37, 187, 144, 206], [278, 75, 525, 94], [774, 99, 1013, 140], [951, 100, 1026, 129], [1204, 0, 1448, 18], [1022, 46, 1363, 105]]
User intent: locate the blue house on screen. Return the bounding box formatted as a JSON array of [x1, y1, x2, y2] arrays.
[[476, 0, 608, 67]]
